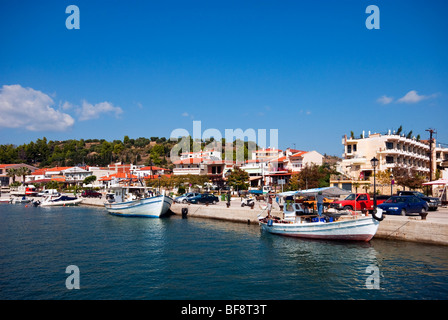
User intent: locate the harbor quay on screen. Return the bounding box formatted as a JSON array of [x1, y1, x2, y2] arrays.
[[79, 197, 448, 246]]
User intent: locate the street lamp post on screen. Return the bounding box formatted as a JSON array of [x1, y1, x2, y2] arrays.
[[390, 174, 394, 196], [370, 157, 379, 210]]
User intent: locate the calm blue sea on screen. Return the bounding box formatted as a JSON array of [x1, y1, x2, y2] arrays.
[[0, 203, 447, 300]]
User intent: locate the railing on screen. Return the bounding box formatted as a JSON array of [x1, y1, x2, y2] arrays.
[[172, 168, 201, 175]]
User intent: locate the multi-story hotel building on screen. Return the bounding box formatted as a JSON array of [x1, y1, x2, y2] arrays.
[[332, 131, 441, 192], [341, 132, 431, 178]]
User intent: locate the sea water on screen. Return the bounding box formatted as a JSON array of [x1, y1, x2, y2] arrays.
[[0, 204, 447, 300]]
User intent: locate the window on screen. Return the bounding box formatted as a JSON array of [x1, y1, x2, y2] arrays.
[[386, 156, 394, 164], [347, 145, 352, 153], [353, 144, 357, 152], [386, 142, 394, 150]]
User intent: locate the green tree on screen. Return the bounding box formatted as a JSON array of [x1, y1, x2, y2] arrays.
[[6, 168, 17, 184], [287, 164, 337, 191], [83, 175, 97, 186], [227, 167, 249, 190]]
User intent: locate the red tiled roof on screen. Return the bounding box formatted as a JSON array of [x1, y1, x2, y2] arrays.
[[138, 166, 169, 171], [31, 166, 73, 175], [290, 151, 308, 158], [270, 156, 287, 163], [98, 172, 138, 181]]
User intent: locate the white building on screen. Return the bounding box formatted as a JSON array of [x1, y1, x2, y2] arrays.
[[180, 149, 222, 161], [332, 130, 448, 192], [240, 147, 324, 187], [132, 166, 170, 179], [251, 147, 283, 161], [340, 131, 431, 181]]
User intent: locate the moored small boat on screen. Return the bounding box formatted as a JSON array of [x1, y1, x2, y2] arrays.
[[259, 211, 382, 242], [104, 185, 173, 218], [259, 187, 383, 242], [39, 195, 83, 207]]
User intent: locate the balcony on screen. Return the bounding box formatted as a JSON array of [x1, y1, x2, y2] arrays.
[[172, 167, 201, 175]]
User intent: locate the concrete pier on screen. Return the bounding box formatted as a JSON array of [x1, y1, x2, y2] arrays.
[[80, 197, 448, 246]]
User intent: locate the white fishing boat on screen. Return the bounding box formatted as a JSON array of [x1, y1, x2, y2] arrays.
[[104, 185, 173, 218], [39, 195, 83, 207], [259, 187, 383, 242]]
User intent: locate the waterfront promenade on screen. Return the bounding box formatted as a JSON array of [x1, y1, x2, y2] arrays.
[[79, 196, 448, 246]]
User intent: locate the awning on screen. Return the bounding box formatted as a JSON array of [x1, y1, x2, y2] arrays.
[[26, 178, 52, 184], [278, 186, 350, 197], [249, 176, 262, 181], [422, 179, 448, 185]]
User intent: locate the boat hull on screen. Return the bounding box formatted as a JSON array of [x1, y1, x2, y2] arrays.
[[104, 195, 173, 218], [260, 216, 379, 242], [40, 198, 83, 207]]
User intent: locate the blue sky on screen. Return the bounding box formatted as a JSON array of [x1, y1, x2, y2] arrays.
[[0, 0, 447, 156]]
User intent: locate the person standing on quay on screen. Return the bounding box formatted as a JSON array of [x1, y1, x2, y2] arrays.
[[317, 191, 324, 216], [267, 194, 273, 217]]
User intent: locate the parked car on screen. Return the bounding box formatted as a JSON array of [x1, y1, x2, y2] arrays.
[[397, 191, 440, 211], [187, 193, 219, 204], [81, 190, 102, 198], [175, 192, 200, 203], [377, 195, 428, 216], [330, 193, 387, 212]]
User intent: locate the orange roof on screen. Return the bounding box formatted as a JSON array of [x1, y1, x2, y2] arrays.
[[270, 156, 287, 163], [288, 149, 305, 153], [98, 172, 138, 181], [290, 151, 308, 158], [31, 166, 73, 175], [138, 166, 169, 171], [111, 172, 138, 179]]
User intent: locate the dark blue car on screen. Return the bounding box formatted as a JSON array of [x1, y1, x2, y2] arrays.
[[377, 195, 428, 216], [187, 193, 219, 204]]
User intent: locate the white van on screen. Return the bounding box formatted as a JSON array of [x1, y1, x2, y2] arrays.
[[37, 189, 60, 197]]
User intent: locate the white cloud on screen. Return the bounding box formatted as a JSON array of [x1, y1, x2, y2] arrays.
[[397, 90, 426, 103], [77, 100, 123, 121], [377, 95, 394, 105], [181, 111, 194, 119], [396, 90, 439, 104], [0, 84, 74, 131], [299, 109, 311, 115]]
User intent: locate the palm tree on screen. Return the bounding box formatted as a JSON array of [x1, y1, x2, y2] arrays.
[[6, 168, 18, 185], [16, 167, 31, 185]]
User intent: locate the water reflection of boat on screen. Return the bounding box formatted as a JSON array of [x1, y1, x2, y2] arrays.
[[104, 185, 173, 218], [259, 187, 383, 242]]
